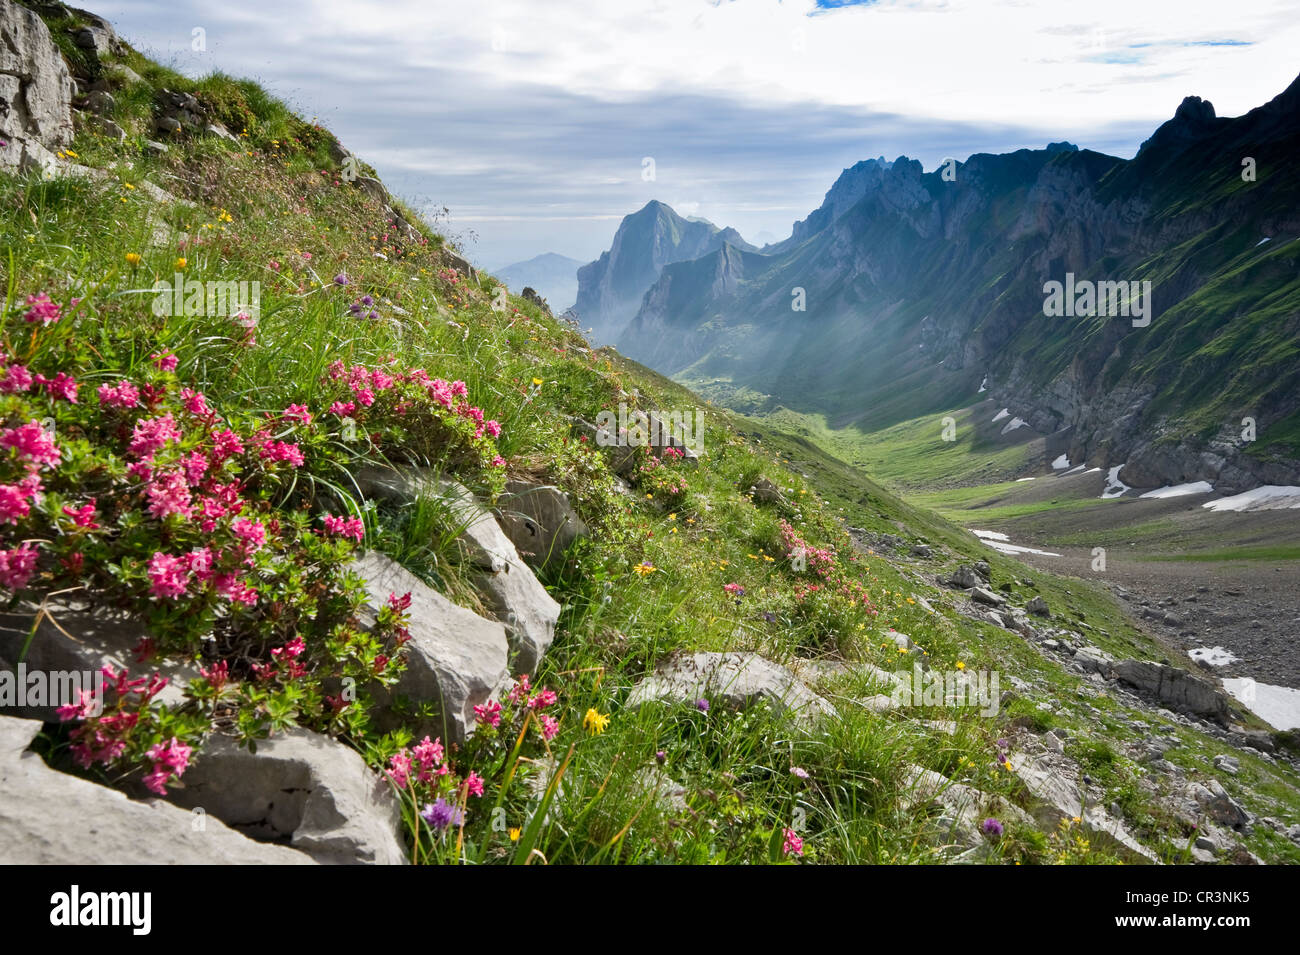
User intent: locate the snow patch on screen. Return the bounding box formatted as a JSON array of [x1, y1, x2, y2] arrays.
[[1256, 237, 1271, 246], [1101, 465, 1131, 499], [1051, 454, 1071, 469], [1139, 482, 1214, 500], [1202, 486, 1300, 512], [978, 376, 988, 393], [1015, 477, 1036, 482], [969, 529, 1060, 557], [1000, 417, 1028, 435], [991, 408, 1010, 423], [1060, 464, 1086, 476], [1223, 678, 1300, 731], [1189, 646, 1239, 667]]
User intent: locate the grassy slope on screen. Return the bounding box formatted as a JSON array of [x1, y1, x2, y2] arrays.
[[3, 8, 1297, 864]]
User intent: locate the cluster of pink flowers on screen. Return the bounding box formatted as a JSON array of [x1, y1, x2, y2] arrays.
[[258, 439, 305, 467], [143, 737, 192, 795], [779, 520, 837, 579], [388, 735, 451, 787], [22, 292, 64, 326], [128, 413, 183, 461], [98, 379, 141, 409], [326, 361, 503, 446], [0, 474, 41, 525], [782, 828, 804, 857], [58, 665, 172, 778], [506, 674, 561, 740], [151, 351, 178, 372], [321, 513, 364, 541], [282, 403, 313, 425], [0, 541, 39, 591], [1, 420, 61, 470]]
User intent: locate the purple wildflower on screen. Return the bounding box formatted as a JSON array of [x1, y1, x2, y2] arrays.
[[420, 798, 464, 832], [981, 818, 1004, 838]]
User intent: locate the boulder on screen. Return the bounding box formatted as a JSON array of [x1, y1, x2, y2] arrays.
[[1191, 778, 1250, 830], [902, 764, 1033, 851], [164, 730, 406, 864], [1111, 660, 1230, 721], [970, 586, 1006, 607], [0, 715, 313, 864], [0, 600, 197, 720], [1073, 645, 1114, 676], [351, 551, 509, 742], [355, 467, 559, 673], [498, 480, 588, 568], [949, 565, 979, 589], [0, 0, 76, 171], [627, 651, 834, 727], [750, 477, 782, 504], [1026, 595, 1050, 616]]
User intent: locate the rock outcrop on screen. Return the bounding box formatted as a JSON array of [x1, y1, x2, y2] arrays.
[[0, 0, 75, 172], [0, 715, 314, 864]]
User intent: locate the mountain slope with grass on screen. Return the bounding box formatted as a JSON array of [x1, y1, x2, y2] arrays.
[[615, 77, 1300, 495], [1, 0, 1298, 866]]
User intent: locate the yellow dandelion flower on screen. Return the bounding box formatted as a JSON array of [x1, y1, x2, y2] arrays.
[[123, 182, 135, 190], [174, 257, 187, 269], [531, 377, 543, 386], [956, 661, 965, 670], [633, 562, 656, 576], [508, 827, 521, 841], [667, 513, 676, 521], [125, 252, 141, 266]]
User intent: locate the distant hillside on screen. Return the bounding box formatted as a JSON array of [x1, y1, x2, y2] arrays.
[[617, 75, 1300, 494], [493, 252, 583, 313], [573, 199, 753, 344]]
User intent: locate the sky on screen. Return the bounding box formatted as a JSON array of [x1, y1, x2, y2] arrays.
[[91, 0, 1300, 270]]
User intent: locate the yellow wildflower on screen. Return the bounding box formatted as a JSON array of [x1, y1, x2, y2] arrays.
[[956, 661, 966, 670], [583, 708, 609, 735], [125, 252, 141, 266], [174, 257, 187, 269], [508, 827, 521, 841]]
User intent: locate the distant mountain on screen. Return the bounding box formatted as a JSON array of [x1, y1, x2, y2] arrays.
[[573, 200, 754, 343], [493, 253, 584, 312], [618, 73, 1300, 492]]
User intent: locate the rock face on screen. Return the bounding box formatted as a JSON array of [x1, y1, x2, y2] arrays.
[[0, 600, 196, 719], [903, 763, 1032, 851], [1010, 749, 1158, 863], [1111, 660, 1230, 721], [627, 651, 834, 727], [0, 715, 314, 864], [0, 0, 76, 171], [351, 551, 509, 742], [355, 467, 560, 674], [164, 730, 406, 864], [498, 480, 588, 568]]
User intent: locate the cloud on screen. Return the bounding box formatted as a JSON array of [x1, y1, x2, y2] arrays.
[[91, 0, 1300, 265]]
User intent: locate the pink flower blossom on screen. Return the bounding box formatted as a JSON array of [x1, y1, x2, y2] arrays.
[[146, 471, 193, 520], [0, 480, 37, 524], [147, 552, 189, 599], [231, 517, 267, 553], [181, 451, 208, 486], [321, 514, 364, 541], [143, 737, 192, 794], [0, 364, 33, 393], [151, 351, 179, 372], [0, 542, 39, 591], [97, 380, 140, 409], [181, 388, 213, 418], [260, 440, 304, 467], [473, 700, 503, 728], [528, 688, 557, 710], [539, 715, 560, 740], [213, 573, 257, 605], [465, 771, 485, 797], [22, 293, 62, 326], [328, 400, 356, 416], [62, 500, 98, 529], [271, 635, 306, 660], [388, 751, 412, 788], [0, 421, 60, 469], [209, 428, 244, 463], [128, 413, 182, 460], [484, 420, 501, 438], [34, 371, 78, 402], [283, 403, 313, 425], [782, 828, 803, 857]]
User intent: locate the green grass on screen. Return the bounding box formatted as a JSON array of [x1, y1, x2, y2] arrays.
[[1142, 545, 1300, 563]]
